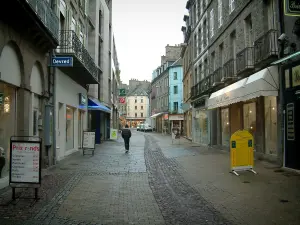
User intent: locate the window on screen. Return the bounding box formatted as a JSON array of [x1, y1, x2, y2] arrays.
[[66, 106, 74, 150], [203, 19, 207, 47], [194, 68, 198, 84], [218, 0, 223, 27], [244, 14, 253, 47], [211, 52, 216, 72], [219, 43, 224, 66], [174, 102, 178, 111], [141, 98, 143, 103], [230, 31, 236, 59], [135, 106, 137, 110], [98, 37, 102, 67], [135, 99, 137, 103], [199, 64, 202, 81], [197, 0, 201, 18], [33, 110, 38, 136], [229, 0, 235, 14], [141, 106, 143, 110], [243, 102, 256, 136], [174, 72, 178, 80], [174, 85, 178, 94], [135, 113, 137, 117], [198, 27, 202, 53], [221, 108, 230, 147], [141, 113, 143, 117], [194, 34, 197, 57], [264, 96, 277, 155], [210, 9, 214, 37], [204, 58, 208, 77]]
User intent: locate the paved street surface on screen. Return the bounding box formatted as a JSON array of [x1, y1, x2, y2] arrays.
[[0, 131, 300, 225]]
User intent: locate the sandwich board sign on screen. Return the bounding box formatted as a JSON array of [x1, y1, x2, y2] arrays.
[[82, 131, 95, 156], [110, 129, 118, 140], [230, 130, 257, 176]]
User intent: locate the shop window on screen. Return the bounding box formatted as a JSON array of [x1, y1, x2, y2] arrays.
[[292, 65, 300, 87], [264, 96, 277, 155], [243, 102, 256, 136], [199, 111, 209, 144], [33, 110, 38, 136], [285, 69, 290, 88], [66, 106, 74, 150], [0, 83, 16, 179], [221, 108, 230, 147]]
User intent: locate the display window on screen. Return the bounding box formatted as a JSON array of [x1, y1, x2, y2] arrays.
[[264, 96, 277, 155], [66, 106, 74, 150], [0, 83, 16, 178], [221, 108, 230, 147]]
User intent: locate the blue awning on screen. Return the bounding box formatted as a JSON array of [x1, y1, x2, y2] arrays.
[[88, 97, 111, 113]]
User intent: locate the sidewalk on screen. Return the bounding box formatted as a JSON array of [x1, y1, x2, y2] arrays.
[[149, 132, 300, 225]]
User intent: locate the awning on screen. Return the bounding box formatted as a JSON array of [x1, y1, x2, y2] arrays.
[[207, 66, 279, 109], [88, 97, 111, 113], [150, 112, 164, 118]]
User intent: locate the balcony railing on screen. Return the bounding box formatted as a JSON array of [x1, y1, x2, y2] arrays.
[[222, 59, 236, 81], [211, 67, 223, 86], [236, 47, 254, 74], [57, 30, 98, 81], [254, 29, 278, 65], [26, 0, 59, 41], [191, 76, 211, 98]]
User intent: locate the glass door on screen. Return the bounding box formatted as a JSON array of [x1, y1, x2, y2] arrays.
[[66, 106, 74, 150], [78, 110, 83, 148], [221, 108, 230, 147]]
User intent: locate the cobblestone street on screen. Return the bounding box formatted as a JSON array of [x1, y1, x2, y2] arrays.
[[0, 131, 300, 225]]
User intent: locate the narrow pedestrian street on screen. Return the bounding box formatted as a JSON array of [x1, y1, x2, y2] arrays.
[[0, 131, 300, 225]]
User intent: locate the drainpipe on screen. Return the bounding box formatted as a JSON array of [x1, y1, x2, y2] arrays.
[[277, 0, 285, 167], [51, 49, 57, 165]]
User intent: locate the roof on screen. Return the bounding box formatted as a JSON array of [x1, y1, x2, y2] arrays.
[[170, 57, 183, 67], [127, 85, 148, 96]]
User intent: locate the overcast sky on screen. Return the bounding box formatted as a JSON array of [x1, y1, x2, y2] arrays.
[[112, 0, 187, 84]]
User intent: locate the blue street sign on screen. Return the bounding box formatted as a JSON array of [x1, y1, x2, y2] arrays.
[[51, 57, 73, 67]]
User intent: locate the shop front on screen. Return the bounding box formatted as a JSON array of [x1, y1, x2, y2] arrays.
[[0, 83, 17, 181], [282, 61, 300, 170], [208, 66, 279, 161], [169, 114, 184, 135], [55, 70, 88, 161], [183, 109, 192, 139], [192, 97, 210, 145]]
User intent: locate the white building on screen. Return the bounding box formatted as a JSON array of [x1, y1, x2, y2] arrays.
[[126, 88, 149, 128]]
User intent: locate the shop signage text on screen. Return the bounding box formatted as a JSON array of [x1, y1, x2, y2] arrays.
[[285, 0, 300, 16], [79, 93, 87, 105], [51, 57, 73, 67], [119, 89, 126, 96], [10, 142, 40, 183]]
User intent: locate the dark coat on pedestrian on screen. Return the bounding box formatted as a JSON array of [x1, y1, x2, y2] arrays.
[[122, 128, 132, 139]]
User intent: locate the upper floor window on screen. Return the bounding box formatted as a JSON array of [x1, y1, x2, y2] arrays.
[[141, 106, 144, 110], [135, 113, 137, 117], [197, 0, 201, 18], [218, 0, 223, 27], [141, 113, 143, 117], [135, 99, 137, 103], [174, 86, 178, 94], [135, 106, 137, 110], [174, 102, 179, 111], [174, 72, 178, 80], [229, 0, 235, 14], [210, 9, 214, 38], [141, 98, 143, 103]]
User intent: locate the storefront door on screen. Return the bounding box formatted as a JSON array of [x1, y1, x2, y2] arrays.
[[284, 64, 300, 170]]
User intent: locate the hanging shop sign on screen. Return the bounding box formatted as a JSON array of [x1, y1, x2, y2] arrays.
[[119, 97, 126, 104], [119, 89, 126, 96], [79, 93, 87, 106], [284, 0, 300, 16], [50, 57, 73, 67], [110, 129, 118, 140], [230, 130, 257, 176]]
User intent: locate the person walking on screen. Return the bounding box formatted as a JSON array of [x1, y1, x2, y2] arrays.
[[122, 124, 132, 153]]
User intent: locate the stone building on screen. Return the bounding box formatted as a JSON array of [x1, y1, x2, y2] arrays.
[[0, 0, 59, 188], [150, 45, 182, 133], [183, 0, 281, 164]]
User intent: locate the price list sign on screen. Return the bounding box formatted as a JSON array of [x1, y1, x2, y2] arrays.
[[10, 141, 41, 184]]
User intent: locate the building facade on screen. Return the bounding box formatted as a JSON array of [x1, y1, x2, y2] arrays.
[[0, 0, 59, 188], [181, 21, 193, 140], [276, 0, 300, 170], [126, 88, 149, 128], [151, 45, 181, 133], [168, 59, 184, 133], [183, 0, 281, 163]]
